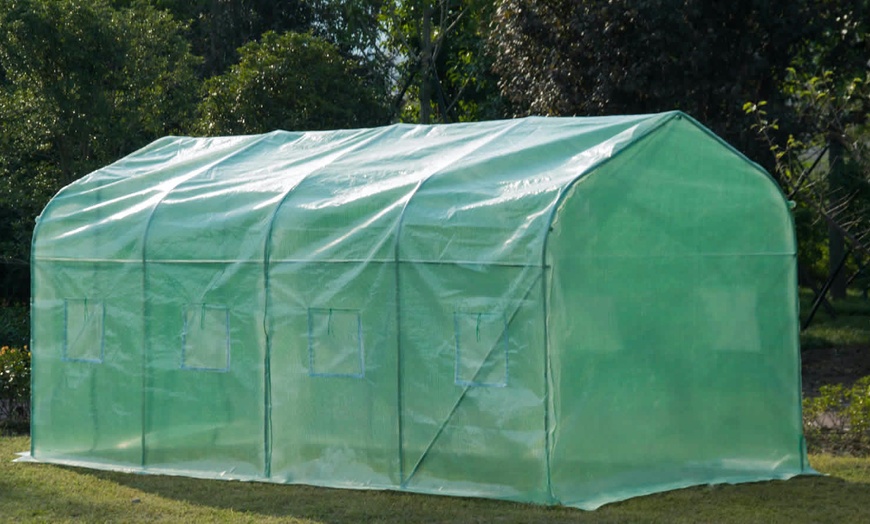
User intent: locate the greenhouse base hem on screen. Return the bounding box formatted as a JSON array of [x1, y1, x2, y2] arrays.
[[14, 452, 819, 510]]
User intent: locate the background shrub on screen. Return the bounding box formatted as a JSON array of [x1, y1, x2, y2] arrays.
[[804, 376, 870, 456], [0, 304, 29, 348], [0, 344, 30, 434]]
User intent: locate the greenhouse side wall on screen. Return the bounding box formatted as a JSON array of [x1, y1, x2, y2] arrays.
[[28, 119, 576, 501]]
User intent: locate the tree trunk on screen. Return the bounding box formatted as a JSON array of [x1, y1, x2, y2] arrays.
[[420, 4, 433, 124], [828, 135, 848, 300]]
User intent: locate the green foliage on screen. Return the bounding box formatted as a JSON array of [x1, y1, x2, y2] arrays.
[[311, 0, 385, 59], [804, 376, 870, 455], [196, 31, 388, 135], [490, 0, 818, 165], [764, 68, 870, 157], [793, 201, 829, 282], [0, 306, 28, 348], [142, 0, 316, 77], [799, 0, 869, 79], [141, 0, 388, 81], [0, 0, 201, 273], [747, 71, 870, 282], [380, 0, 506, 123], [0, 303, 29, 434], [744, 2, 869, 283], [0, 345, 30, 432], [0, 0, 201, 173]]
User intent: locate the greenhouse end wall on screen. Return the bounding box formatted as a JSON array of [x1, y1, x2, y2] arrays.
[[28, 112, 811, 509], [546, 116, 806, 508]]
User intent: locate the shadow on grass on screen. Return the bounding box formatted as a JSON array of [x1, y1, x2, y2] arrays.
[[71, 467, 870, 523], [72, 467, 561, 523]]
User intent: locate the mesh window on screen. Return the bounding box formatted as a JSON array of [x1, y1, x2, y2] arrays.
[[63, 298, 104, 363], [307, 308, 364, 378], [454, 312, 508, 387], [182, 304, 230, 372]]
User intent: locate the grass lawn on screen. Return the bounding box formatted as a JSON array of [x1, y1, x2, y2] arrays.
[[799, 289, 870, 350], [1, 437, 868, 523], [798, 289, 870, 397]]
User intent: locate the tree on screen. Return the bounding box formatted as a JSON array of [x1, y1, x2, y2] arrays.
[[790, 0, 869, 299], [195, 31, 389, 135], [0, 0, 200, 299], [380, 0, 506, 123], [139, 0, 316, 77], [489, 0, 870, 298], [140, 0, 388, 80], [747, 0, 869, 298], [490, 0, 818, 165]]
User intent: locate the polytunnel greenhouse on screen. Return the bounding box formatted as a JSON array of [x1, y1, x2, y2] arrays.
[[27, 111, 811, 509]]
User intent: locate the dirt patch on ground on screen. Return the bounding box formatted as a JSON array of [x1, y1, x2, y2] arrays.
[[802, 346, 870, 397]]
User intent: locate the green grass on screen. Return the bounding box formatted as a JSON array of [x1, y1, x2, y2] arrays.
[[800, 288, 870, 349], [2, 437, 870, 523], [802, 315, 870, 349]]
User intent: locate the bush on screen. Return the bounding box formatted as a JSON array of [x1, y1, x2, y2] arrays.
[[0, 345, 30, 434], [804, 376, 870, 455], [0, 305, 29, 347]]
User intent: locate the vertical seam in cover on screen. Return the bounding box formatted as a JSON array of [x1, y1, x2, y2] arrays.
[[539, 111, 678, 502], [261, 127, 387, 479], [139, 133, 271, 470], [393, 118, 526, 487]]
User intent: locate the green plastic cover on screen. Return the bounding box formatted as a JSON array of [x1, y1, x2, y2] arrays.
[[29, 112, 810, 509]]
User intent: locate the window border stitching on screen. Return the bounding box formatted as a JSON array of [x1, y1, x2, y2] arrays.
[[180, 303, 231, 373], [453, 310, 509, 388], [307, 307, 365, 379], [62, 298, 105, 364]]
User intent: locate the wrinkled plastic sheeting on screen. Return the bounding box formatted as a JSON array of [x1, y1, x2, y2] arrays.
[[29, 112, 811, 509]]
